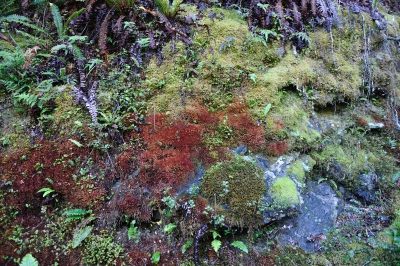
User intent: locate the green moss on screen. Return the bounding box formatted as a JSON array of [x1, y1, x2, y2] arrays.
[[199, 156, 266, 227], [82, 232, 124, 266], [269, 177, 299, 208], [286, 156, 316, 183]]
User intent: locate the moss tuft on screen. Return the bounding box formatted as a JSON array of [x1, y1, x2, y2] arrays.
[[199, 156, 266, 227], [269, 177, 299, 207]]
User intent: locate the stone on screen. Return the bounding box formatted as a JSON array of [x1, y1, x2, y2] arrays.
[[278, 181, 343, 252]]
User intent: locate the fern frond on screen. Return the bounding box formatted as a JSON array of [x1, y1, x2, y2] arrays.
[[154, 0, 170, 17], [64, 8, 85, 36], [50, 3, 64, 39], [0, 14, 30, 24], [70, 43, 85, 61], [170, 0, 183, 17], [18, 21, 49, 35]]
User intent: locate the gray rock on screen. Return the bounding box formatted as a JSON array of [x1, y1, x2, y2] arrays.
[[354, 173, 377, 204], [278, 181, 343, 252]]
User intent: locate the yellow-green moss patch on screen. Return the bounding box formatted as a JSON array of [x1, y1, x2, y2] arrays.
[[269, 177, 299, 207]]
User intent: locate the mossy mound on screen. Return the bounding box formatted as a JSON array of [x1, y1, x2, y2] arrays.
[[199, 156, 266, 227], [269, 177, 300, 208]]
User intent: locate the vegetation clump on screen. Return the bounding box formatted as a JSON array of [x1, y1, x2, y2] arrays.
[[199, 156, 266, 227], [269, 176, 300, 208]]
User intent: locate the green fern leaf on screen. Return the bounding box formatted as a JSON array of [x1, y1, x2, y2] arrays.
[[19, 253, 39, 266], [50, 3, 63, 39], [0, 14, 30, 24], [64, 8, 85, 36], [211, 239, 222, 253], [230, 241, 248, 253], [181, 239, 193, 254], [62, 208, 90, 217], [70, 43, 85, 60], [68, 138, 83, 147], [72, 225, 92, 248]]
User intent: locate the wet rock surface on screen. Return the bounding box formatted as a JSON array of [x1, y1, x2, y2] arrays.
[[278, 181, 343, 252]]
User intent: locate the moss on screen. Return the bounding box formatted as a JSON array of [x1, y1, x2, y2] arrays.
[[82, 232, 124, 266], [269, 177, 299, 208], [199, 156, 266, 227], [286, 156, 316, 183], [52, 86, 89, 134]]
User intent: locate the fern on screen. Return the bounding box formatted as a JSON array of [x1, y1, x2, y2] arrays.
[[72, 225, 93, 248], [230, 241, 248, 253], [19, 254, 39, 266], [63, 208, 91, 217], [154, 0, 183, 18], [64, 8, 85, 35], [211, 239, 222, 253], [291, 32, 312, 48], [50, 3, 63, 39]]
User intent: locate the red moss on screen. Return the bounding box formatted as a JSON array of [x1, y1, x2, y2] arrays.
[[1, 139, 105, 212], [356, 117, 368, 127], [273, 119, 285, 130], [266, 141, 288, 156]]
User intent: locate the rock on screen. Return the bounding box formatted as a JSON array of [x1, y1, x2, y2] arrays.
[[354, 173, 377, 204], [278, 182, 343, 252], [368, 122, 384, 129]]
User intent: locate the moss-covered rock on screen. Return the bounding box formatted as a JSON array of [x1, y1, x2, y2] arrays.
[[199, 155, 266, 227], [269, 176, 300, 208]]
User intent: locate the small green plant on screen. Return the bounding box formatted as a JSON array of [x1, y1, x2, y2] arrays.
[[62, 208, 95, 248], [210, 230, 222, 253], [127, 220, 141, 243], [151, 250, 161, 264], [19, 253, 38, 266], [153, 0, 183, 19], [37, 187, 55, 198], [163, 223, 177, 234], [230, 240, 248, 253]]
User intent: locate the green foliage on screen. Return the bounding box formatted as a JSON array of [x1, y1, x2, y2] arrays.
[[50, 3, 85, 39], [63, 208, 91, 219], [72, 225, 93, 248], [181, 239, 193, 254], [151, 251, 161, 264], [128, 220, 141, 243], [154, 0, 183, 18], [163, 223, 177, 234], [19, 253, 39, 266], [0, 0, 19, 15], [211, 239, 222, 253], [230, 240, 248, 253], [68, 138, 83, 148], [37, 187, 55, 197], [257, 29, 281, 46]]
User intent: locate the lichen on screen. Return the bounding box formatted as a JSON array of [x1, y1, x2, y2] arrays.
[[269, 177, 300, 208], [199, 155, 266, 227]]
